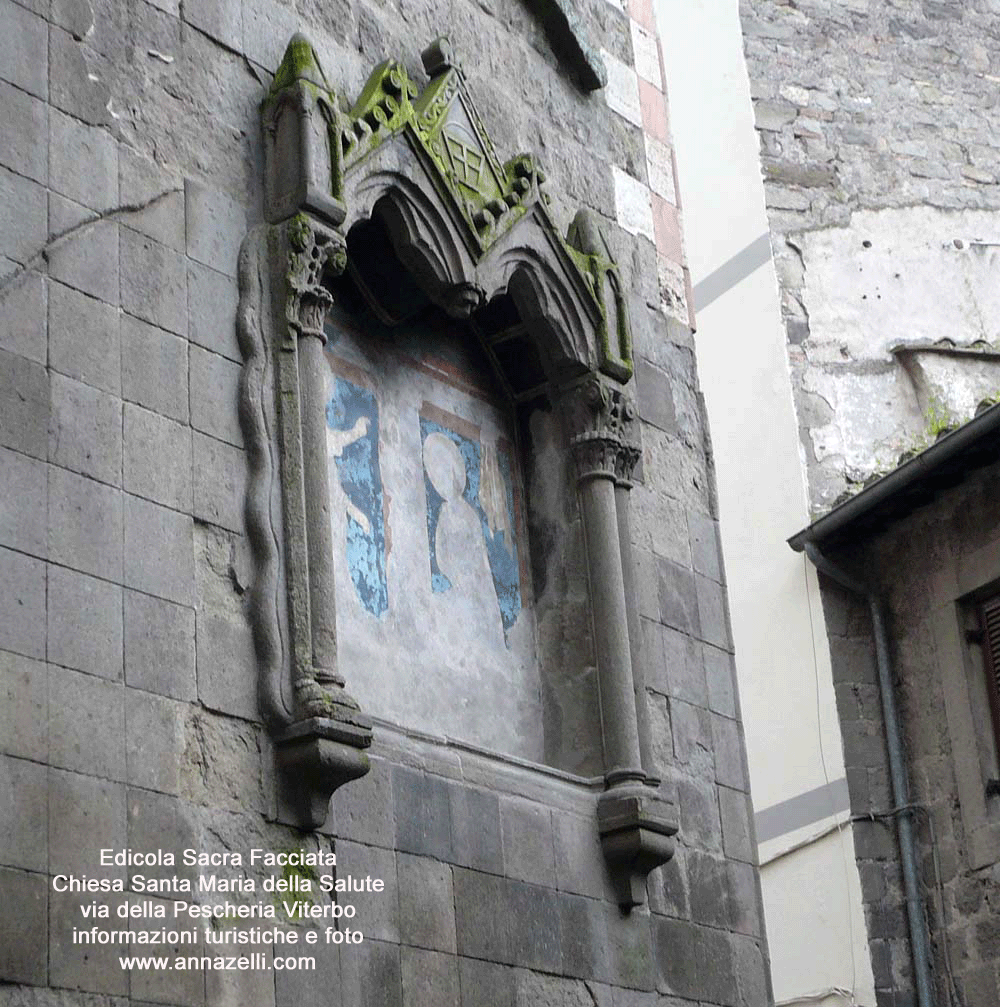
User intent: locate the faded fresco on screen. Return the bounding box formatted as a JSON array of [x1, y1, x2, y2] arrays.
[[322, 304, 543, 760]]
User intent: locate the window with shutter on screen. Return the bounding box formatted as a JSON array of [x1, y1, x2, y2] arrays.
[[978, 595, 1000, 763]]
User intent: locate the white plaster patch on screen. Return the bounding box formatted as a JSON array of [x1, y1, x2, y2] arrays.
[[629, 20, 662, 88], [602, 49, 642, 128], [645, 135, 676, 205], [802, 206, 1000, 360], [800, 367, 923, 477], [613, 166, 654, 242]]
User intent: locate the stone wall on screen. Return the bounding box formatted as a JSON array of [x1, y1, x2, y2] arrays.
[[741, 0, 1000, 513], [818, 457, 1000, 1006], [0, 0, 770, 1003]]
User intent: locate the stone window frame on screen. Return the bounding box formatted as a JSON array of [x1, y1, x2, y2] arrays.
[[929, 537, 1000, 870], [238, 31, 681, 906]]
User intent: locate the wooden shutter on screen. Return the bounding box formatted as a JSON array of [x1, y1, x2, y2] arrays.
[[979, 596, 1000, 759]]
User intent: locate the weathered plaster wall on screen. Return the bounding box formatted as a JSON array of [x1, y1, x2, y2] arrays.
[[742, 0, 1000, 513], [819, 459, 1000, 1005], [0, 0, 770, 1003]]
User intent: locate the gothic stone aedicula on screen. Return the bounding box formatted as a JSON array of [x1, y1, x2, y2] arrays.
[[238, 32, 676, 907]]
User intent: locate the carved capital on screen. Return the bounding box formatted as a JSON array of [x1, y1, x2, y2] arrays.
[[283, 214, 347, 346], [562, 375, 640, 484]]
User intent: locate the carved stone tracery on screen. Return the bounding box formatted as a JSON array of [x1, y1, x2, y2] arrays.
[[241, 32, 676, 906]]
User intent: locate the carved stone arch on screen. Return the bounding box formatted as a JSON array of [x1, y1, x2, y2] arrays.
[[241, 31, 676, 908]]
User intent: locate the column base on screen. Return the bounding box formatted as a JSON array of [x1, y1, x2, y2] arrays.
[[274, 717, 373, 830], [598, 783, 678, 909]]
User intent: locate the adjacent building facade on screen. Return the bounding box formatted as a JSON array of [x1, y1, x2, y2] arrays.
[[0, 0, 771, 1006]]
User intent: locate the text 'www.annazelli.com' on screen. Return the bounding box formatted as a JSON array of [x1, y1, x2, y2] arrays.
[[118, 955, 316, 971]]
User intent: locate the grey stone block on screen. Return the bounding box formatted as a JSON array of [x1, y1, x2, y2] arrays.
[[48, 215, 120, 306], [603, 902, 654, 990], [647, 845, 688, 920], [662, 625, 706, 706], [193, 432, 245, 532], [685, 849, 729, 929], [121, 227, 188, 336], [0, 546, 45, 659], [676, 774, 723, 852], [560, 892, 610, 981], [393, 765, 453, 862], [124, 493, 194, 604], [48, 465, 123, 582], [47, 26, 110, 125], [178, 707, 264, 814], [0, 267, 46, 363], [276, 944, 341, 1007], [719, 785, 754, 863], [0, 445, 46, 557], [196, 609, 257, 719], [49, 279, 121, 394], [121, 314, 190, 423], [400, 945, 460, 1007], [188, 260, 240, 361], [49, 665, 125, 779], [119, 145, 185, 252], [0, 347, 48, 458], [47, 563, 123, 680], [124, 589, 196, 701], [670, 700, 714, 776], [327, 754, 395, 848], [190, 345, 244, 447], [333, 840, 399, 943], [449, 783, 502, 875], [127, 789, 200, 888], [458, 957, 516, 1007], [129, 906, 208, 1007], [0, 79, 47, 183], [49, 108, 117, 211], [49, 768, 126, 879], [48, 373, 122, 486], [705, 644, 737, 718], [0, 166, 45, 263], [633, 548, 659, 622], [123, 403, 193, 512], [339, 938, 402, 1007], [454, 867, 510, 962], [732, 934, 771, 1007], [688, 510, 722, 584], [126, 688, 184, 794], [500, 795, 556, 886], [242, 0, 300, 72], [0, 867, 47, 984], [553, 810, 615, 901], [712, 713, 747, 791], [0, 754, 47, 872], [696, 574, 730, 650], [654, 918, 736, 1005], [726, 859, 762, 937], [206, 946, 276, 1007], [397, 853, 456, 953], [656, 557, 700, 637], [635, 356, 676, 433], [0, 0, 47, 98], [507, 879, 563, 973], [0, 651, 47, 761], [185, 178, 245, 277], [50, 888, 129, 995]]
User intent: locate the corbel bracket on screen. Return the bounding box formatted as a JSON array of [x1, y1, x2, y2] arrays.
[[597, 783, 678, 909]]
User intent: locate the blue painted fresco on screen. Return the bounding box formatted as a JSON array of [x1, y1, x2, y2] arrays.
[[326, 377, 388, 618], [419, 416, 521, 641]]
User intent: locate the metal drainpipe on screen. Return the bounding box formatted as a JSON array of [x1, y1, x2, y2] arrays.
[[803, 542, 936, 1007]]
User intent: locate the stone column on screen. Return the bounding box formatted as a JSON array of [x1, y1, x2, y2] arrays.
[[564, 375, 676, 908], [573, 428, 645, 784]]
